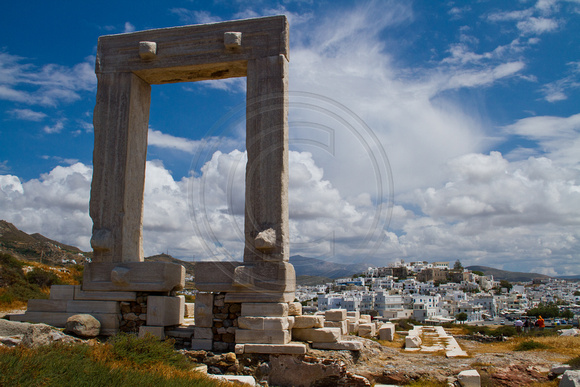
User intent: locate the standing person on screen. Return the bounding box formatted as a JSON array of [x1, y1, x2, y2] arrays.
[[515, 318, 523, 334], [523, 318, 530, 333], [537, 315, 545, 329]]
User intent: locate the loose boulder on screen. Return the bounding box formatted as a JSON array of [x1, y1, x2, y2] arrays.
[[560, 370, 580, 387], [65, 314, 101, 338]]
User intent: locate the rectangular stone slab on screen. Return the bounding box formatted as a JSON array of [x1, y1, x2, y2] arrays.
[[292, 327, 341, 343], [147, 295, 184, 327], [96, 16, 289, 82], [82, 261, 185, 292], [49, 285, 75, 300], [238, 343, 307, 354], [235, 328, 290, 344], [9, 311, 120, 332], [241, 302, 288, 317], [73, 286, 137, 301]]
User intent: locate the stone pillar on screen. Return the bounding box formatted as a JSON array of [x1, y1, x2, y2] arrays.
[[90, 72, 151, 263], [244, 54, 289, 264]]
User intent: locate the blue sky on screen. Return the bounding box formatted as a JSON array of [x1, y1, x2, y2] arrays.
[[1, 0, 579, 276]]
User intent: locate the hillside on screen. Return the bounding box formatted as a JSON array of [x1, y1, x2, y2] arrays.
[[0, 220, 88, 266], [466, 265, 551, 282]]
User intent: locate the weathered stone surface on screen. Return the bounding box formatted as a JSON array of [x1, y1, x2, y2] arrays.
[[27, 299, 67, 312], [325, 309, 347, 322], [238, 317, 291, 330], [83, 262, 185, 291], [21, 324, 74, 348], [358, 323, 376, 338], [194, 327, 213, 340], [209, 375, 258, 387], [347, 320, 359, 334], [184, 302, 195, 317], [324, 320, 348, 335], [359, 315, 372, 324], [292, 327, 341, 343], [194, 293, 213, 327], [288, 302, 302, 316], [64, 314, 101, 338], [457, 370, 481, 387], [146, 295, 184, 326], [561, 370, 580, 387], [405, 335, 422, 349], [241, 302, 288, 317], [235, 328, 290, 344], [191, 339, 213, 350], [379, 323, 395, 341], [293, 315, 324, 329], [347, 311, 360, 320], [67, 300, 120, 314], [10, 311, 120, 334], [138, 326, 165, 340], [311, 340, 363, 351], [49, 285, 75, 300], [0, 319, 34, 336], [238, 343, 307, 354], [73, 286, 136, 301]]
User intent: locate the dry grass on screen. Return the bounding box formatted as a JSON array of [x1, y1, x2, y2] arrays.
[[470, 334, 580, 360]]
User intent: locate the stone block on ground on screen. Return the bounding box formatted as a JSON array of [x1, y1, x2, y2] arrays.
[[405, 335, 422, 349], [358, 323, 376, 338], [560, 370, 580, 387], [209, 375, 257, 387], [293, 315, 324, 329], [139, 326, 165, 340], [325, 309, 347, 321], [457, 369, 481, 387], [194, 293, 214, 327], [147, 295, 184, 326], [235, 328, 290, 344], [64, 314, 101, 338], [292, 327, 341, 343], [241, 302, 288, 317], [49, 285, 75, 300], [10, 311, 120, 333], [311, 340, 363, 351], [347, 320, 359, 334], [379, 323, 395, 341], [359, 314, 372, 324]]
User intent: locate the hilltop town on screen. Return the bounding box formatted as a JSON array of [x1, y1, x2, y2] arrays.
[[295, 260, 580, 326]]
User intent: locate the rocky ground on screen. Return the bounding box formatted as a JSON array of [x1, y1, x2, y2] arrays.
[[1, 311, 573, 386]]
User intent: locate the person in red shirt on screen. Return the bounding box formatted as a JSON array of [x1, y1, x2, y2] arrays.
[[537, 316, 545, 329]]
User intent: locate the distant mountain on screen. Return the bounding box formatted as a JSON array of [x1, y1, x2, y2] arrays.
[[290, 255, 368, 279], [466, 265, 551, 282], [0, 220, 87, 265]]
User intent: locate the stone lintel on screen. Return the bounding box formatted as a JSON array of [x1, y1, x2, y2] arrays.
[[96, 16, 289, 82], [224, 291, 295, 304], [82, 261, 185, 292]]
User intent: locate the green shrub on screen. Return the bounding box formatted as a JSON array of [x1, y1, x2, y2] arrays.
[[0, 252, 24, 269], [26, 268, 62, 288], [566, 355, 580, 369], [491, 325, 517, 337], [514, 340, 551, 351]]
